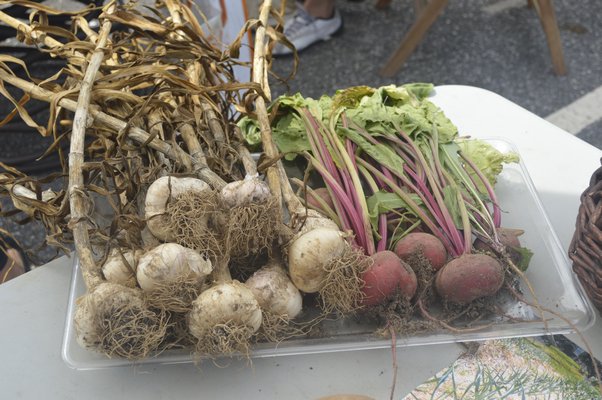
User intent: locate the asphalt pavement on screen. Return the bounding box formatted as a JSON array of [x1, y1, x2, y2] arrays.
[[271, 0, 602, 146]]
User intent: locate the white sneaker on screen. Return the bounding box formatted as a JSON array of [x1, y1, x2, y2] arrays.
[[273, 6, 343, 56]]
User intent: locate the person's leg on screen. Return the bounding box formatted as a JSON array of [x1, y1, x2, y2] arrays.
[[273, 0, 342, 55], [303, 0, 335, 18]]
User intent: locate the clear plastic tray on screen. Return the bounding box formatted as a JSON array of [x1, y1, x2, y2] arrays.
[[61, 138, 596, 370]]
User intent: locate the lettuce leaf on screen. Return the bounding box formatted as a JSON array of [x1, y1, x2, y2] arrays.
[[239, 83, 458, 160], [457, 139, 519, 187], [366, 191, 422, 233], [238, 116, 261, 149]]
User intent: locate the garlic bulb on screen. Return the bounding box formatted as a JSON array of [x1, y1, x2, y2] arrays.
[[245, 262, 302, 318], [145, 176, 210, 241], [288, 228, 346, 293], [74, 283, 145, 350], [188, 281, 262, 340], [296, 209, 339, 237], [136, 243, 212, 291], [102, 248, 143, 288], [219, 174, 271, 208]]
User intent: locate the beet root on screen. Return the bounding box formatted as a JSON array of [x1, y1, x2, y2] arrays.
[[435, 253, 505, 304], [394, 232, 447, 271], [473, 227, 531, 270], [360, 251, 417, 307]]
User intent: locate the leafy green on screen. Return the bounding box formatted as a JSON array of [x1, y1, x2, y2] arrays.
[[366, 191, 422, 232], [238, 83, 460, 160], [338, 127, 405, 174], [424, 101, 457, 143], [442, 185, 463, 229], [457, 139, 519, 186], [277, 93, 330, 122], [514, 246, 534, 272], [238, 116, 261, 150], [272, 113, 311, 160], [332, 85, 375, 109], [402, 82, 435, 100], [342, 85, 457, 144]]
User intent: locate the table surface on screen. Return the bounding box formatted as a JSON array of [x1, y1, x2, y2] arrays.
[[1, 85, 600, 400]]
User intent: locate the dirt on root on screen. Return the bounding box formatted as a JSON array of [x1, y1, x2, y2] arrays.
[[193, 323, 254, 359], [98, 304, 169, 360], [368, 249, 514, 337], [318, 245, 371, 315], [143, 273, 207, 313], [219, 196, 281, 264], [167, 190, 222, 262]]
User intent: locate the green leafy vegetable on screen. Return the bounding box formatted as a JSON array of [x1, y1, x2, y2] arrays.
[[515, 246, 534, 271], [238, 116, 261, 150], [442, 186, 463, 229], [272, 113, 311, 160], [366, 191, 422, 232], [401, 82, 435, 99], [338, 127, 405, 174], [239, 84, 459, 159], [457, 139, 519, 186]]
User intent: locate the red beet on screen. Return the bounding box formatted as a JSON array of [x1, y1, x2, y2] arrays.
[[394, 232, 447, 271], [435, 253, 505, 304], [473, 227, 525, 267], [360, 251, 417, 307]]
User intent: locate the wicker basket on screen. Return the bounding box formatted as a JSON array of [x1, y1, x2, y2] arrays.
[[569, 159, 602, 312]]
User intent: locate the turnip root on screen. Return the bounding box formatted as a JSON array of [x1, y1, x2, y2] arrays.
[[74, 282, 167, 359], [435, 254, 505, 304], [288, 227, 347, 293], [102, 248, 143, 288], [360, 251, 417, 307], [145, 176, 211, 241], [394, 233, 447, 271], [137, 243, 213, 311], [245, 261, 302, 318]]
